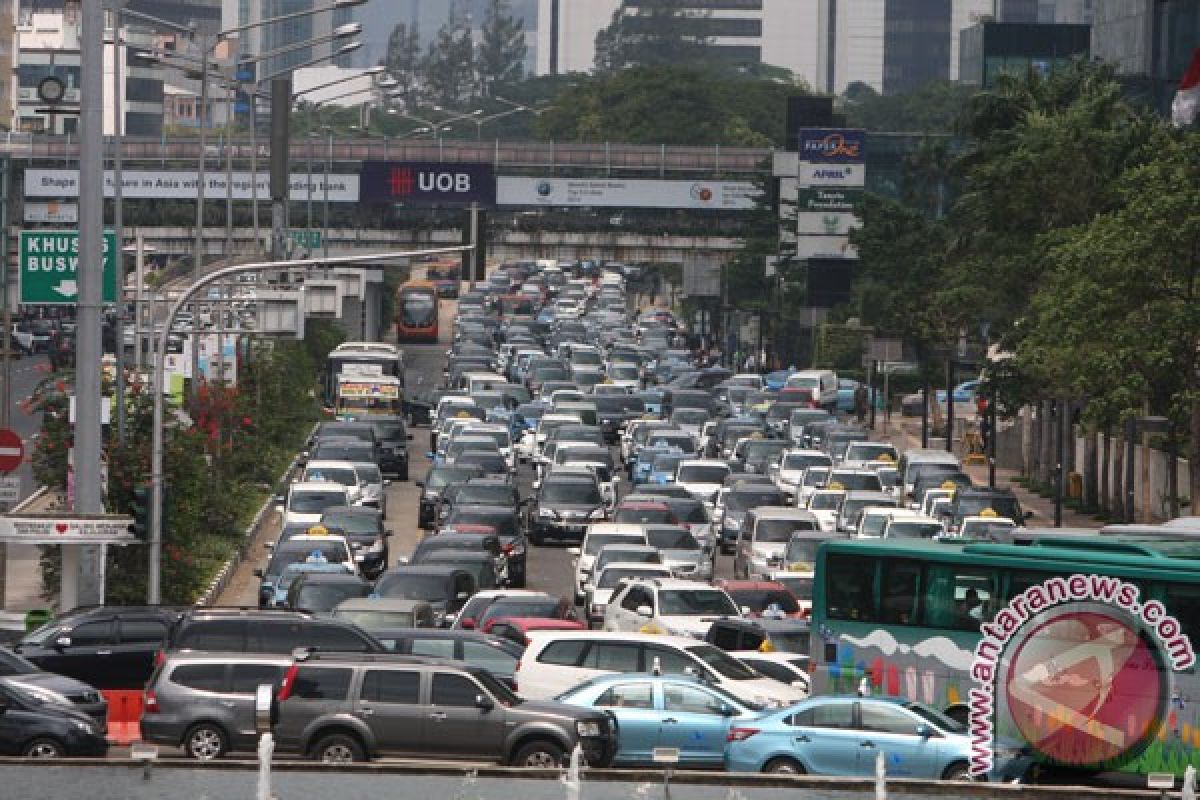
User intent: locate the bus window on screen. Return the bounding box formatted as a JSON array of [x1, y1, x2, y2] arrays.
[[1159, 583, 1200, 648], [922, 565, 998, 631], [880, 561, 922, 625], [824, 554, 878, 622]]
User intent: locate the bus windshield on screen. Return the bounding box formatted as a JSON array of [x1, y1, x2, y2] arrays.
[[401, 289, 438, 327]]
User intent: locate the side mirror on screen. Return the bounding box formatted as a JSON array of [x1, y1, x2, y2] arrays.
[[475, 694, 495, 712], [636, 605, 653, 618]]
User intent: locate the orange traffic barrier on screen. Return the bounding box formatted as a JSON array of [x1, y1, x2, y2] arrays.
[[101, 690, 144, 745]]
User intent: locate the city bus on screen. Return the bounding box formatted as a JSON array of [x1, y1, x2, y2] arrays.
[[396, 280, 439, 343], [811, 536, 1200, 783], [323, 342, 404, 407]]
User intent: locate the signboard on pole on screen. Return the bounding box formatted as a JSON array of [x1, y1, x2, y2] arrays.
[[289, 229, 322, 249], [0, 513, 137, 545], [19, 230, 118, 304], [24, 168, 361, 203], [797, 187, 862, 212], [0, 476, 19, 504], [796, 128, 867, 164]]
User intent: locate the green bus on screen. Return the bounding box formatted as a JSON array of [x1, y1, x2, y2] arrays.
[[811, 536, 1200, 782]]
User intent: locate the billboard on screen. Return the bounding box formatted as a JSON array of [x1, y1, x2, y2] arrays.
[[359, 161, 495, 206], [796, 128, 867, 163], [24, 201, 78, 223], [497, 177, 760, 210], [24, 168, 360, 202]]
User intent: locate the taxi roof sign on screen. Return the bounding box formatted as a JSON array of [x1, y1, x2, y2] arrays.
[[941, 480, 959, 490], [306, 524, 330, 536], [877, 453, 894, 462], [979, 508, 998, 518]]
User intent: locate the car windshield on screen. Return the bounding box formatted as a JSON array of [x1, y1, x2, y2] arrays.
[[356, 464, 383, 483], [610, 366, 640, 380], [809, 493, 843, 511], [731, 589, 800, 613], [744, 441, 790, 461], [480, 599, 560, 624], [782, 454, 829, 470], [958, 495, 1023, 521], [845, 443, 896, 461], [652, 455, 685, 473], [776, 575, 814, 600], [457, 486, 514, 505], [676, 465, 729, 484], [859, 513, 890, 537], [615, 507, 673, 524], [658, 589, 738, 617], [290, 490, 346, 512], [756, 519, 817, 543], [597, 550, 659, 569], [831, 473, 883, 491], [313, 445, 374, 461], [663, 500, 708, 524], [784, 536, 822, 564], [374, 574, 450, 601], [426, 468, 479, 490], [905, 701, 964, 733], [646, 529, 700, 550], [304, 467, 360, 487], [447, 510, 517, 537], [671, 410, 708, 426], [648, 436, 695, 453], [725, 490, 785, 511], [684, 644, 759, 681], [542, 482, 602, 505], [369, 421, 406, 441], [333, 609, 415, 629], [269, 543, 349, 575], [842, 497, 892, 522], [803, 468, 830, 487], [887, 521, 945, 539]]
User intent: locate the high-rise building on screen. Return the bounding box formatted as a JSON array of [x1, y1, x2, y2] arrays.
[[224, 0, 357, 81], [1090, 0, 1200, 112]]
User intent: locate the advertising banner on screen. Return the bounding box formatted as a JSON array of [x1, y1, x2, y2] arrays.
[[23, 168, 360, 202], [24, 201, 78, 223], [497, 177, 760, 210], [338, 381, 400, 399], [359, 161, 495, 206], [796, 128, 867, 163]]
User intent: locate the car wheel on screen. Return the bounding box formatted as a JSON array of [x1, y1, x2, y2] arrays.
[[764, 757, 805, 775], [23, 738, 65, 758], [942, 761, 972, 782], [512, 739, 565, 768], [312, 732, 366, 764], [184, 722, 229, 760]]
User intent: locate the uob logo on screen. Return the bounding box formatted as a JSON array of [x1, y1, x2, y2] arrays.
[[387, 167, 474, 196]]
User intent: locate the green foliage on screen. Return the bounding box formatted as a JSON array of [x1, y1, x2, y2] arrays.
[[421, 6, 476, 108], [477, 0, 527, 95], [383, 21, 422, 110], [840, 80, 978, 133]]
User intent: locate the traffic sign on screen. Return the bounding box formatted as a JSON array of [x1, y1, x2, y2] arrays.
[[0, 513, 137, 545], [0, 476, 19, 504], [0, 429, 24, 473], [19, 230, 119, 305], [289, 229, 321, 249]]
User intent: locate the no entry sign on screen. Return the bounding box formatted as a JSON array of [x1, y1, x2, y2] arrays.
[[0, 429, 24, 473]]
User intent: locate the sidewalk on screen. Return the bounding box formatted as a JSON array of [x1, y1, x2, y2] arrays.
[[874, 415, 1102, 531]]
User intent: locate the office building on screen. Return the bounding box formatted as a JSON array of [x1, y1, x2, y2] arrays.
[[222, 0, 356, 81], [959, 21, 1091, 87], [1091, 0, 1200, 111]]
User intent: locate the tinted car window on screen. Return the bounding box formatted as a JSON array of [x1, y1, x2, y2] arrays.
[[362, 670, 421, 704], [69, 620, 116, 645], [431, 673, 480, 707], [308, 624, 374, 652], [581, 643, 639, 672], [293, 667, 352, 700], [176, 620, 243, 651], [410, 639, 456, 658], [229, 664, 284, 693], [172, 663, 226, 692], [121, 618, 168, 643], [462, 641, 517, 674], [537, 640, 587, 666]]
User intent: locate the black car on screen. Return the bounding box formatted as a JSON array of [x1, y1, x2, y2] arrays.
[[944, 487, 1029, 531], [0, 647, 107, 727], [373, 566, 477, 626], [0, 677, 108, 758], [440, 503, 527, 587], [528, 473, 607, 545], [165, 609, 383, 654], [416, 464, 485, 529], [14, 606, 184, 690], [434, 478, 523, 529], [362, 415, 412, 480], [319, 505, 391, 579], [309, 438, 379, 466], [593, 395, 646, 444], [285, 572, 372, 613]]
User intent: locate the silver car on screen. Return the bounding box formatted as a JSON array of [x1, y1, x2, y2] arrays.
[[644, 524, 713, 580]]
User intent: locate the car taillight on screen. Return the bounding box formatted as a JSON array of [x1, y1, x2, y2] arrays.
[[277, 664, 299, 702], [143, 689, 159, 713], [503, 543, 514, 554], [727, 727, 760, 742]]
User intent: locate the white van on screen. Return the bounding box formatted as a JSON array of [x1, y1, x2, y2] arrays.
[[515, 631, 807, 708], [897, 448, 962, 500], [785, 370, 838, 410]]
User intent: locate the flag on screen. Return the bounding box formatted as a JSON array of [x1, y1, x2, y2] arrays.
[[1172, 48, 1200, 127]]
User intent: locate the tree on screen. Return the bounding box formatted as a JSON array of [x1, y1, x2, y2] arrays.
[[840, 80, 976, 133], [422, 5, 476, 107], [594, 0, 712, 74], [383, 20, 422, 109], [476, 0, 527, 96]]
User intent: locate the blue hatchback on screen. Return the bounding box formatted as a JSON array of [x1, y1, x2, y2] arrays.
[[724, 695, 1031, 781], [557, 673, 762, 768]]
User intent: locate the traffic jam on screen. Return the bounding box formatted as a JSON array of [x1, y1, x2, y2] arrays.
[[4, 258, 1200, 789]]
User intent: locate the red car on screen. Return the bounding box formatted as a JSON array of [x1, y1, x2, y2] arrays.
[[715, 579, 806, 619], [483, 617, 586, 646]]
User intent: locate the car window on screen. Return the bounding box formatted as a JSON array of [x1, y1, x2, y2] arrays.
[[229, 664, 285, 694], [179, 620, 244, 651], [740, 659, 794, 685], [171, 663, 226, 692], [664, 685, 726, 716], [293, 667, 352, 700], [643, 645, 695, 676], [791, 702, 854, 729], [120, 618, 168, 644], [362, 670, 421, 704], [462, 641, 517, 674], [307, 624, 372, 652], [620, 587, 646, 611], [581, 643, 640, 672], [431, 673, 481, 707], [68, 620, 116, 646], [594, 682, 654, 709], [537, 639, 587, 666], [859, 703, 921, 735], [410, 639, 457, 659]]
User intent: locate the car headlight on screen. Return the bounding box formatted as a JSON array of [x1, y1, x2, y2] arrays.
[[576, 720, 604, 738], [538, 508, 557, 519]]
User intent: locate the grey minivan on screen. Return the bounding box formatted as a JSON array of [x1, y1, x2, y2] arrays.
[[141, 652, 292, 759]]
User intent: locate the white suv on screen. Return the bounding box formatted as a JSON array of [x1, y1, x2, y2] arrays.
[[515, 631, 806, 709], [603, 577, 741, 638]]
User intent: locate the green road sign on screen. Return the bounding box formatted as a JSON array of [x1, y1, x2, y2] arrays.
[[289, 229, 321, 249], [19, 230, 118, 305]]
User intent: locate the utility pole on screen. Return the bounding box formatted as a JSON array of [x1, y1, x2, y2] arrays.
[[190, 33, 212, 402], [111, 15, 126, 444], [269, 77, 291, 262], [72, 0, 106, 608]]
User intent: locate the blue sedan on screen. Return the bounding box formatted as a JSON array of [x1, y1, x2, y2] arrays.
[[557, 673, 762, 768], [725, 695, 1030, 781]]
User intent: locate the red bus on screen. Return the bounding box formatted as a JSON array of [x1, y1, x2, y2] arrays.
[[395, 280, 439, 343]]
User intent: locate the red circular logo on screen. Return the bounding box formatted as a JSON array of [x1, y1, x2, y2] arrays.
[[1004, 610, 1167, 768]]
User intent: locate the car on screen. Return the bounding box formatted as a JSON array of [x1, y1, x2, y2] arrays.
[[555, 673, 763, 768], [673, 459, 731, 505], [469, 594, 578, 632], [274, 650, 617, 766], [0, 647, 106, 727], [603, 577, 741, 638], [164, 608, 382, 655], [416, 465, 485, 529], [262, 561, 356, 610], [644, 524, 712, 581], [704, 617, 811, 656], [726, 651, 811, 693], [14, 605, 183, 690], [0, 677, 108, 757], [585, 563, 674, 627], [770, 449, 833, 502], [279, 481, 351, 529], [331, 598, 437, 630], [140, 652, 291, 759], [529, 472, 608, 545], [373, 565, 477, 626], [723, 695, 1030, 781], [515, 631, 806, 709], [716, 580, 805, 620], [733, 508, 821, 580], [256, 535, 356, 607], [362, 415, 412, 480], [319, 506, 390, 580], [713, 482, 789, 554], [805, 488, 845, 532]]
